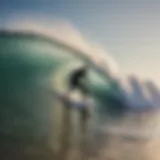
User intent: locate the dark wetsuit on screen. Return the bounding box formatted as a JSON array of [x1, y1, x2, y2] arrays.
[[69, 67, 90, 120], [69, 68, 88, 94]]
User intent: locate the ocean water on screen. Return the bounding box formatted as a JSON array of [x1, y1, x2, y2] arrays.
[[1, 32, 160, 160]]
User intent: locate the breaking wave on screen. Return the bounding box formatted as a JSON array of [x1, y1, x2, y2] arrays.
[[1, 21, 160, 141]]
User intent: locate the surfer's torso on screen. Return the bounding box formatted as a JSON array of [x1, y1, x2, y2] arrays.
[[69, 68, 87, 87]]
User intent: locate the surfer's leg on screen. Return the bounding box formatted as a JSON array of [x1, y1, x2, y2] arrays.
[[79, 84, 90, 121]]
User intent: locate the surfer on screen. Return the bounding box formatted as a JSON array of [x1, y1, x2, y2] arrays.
[[68, 66, 88, 95], [68, 65, 90, 120]]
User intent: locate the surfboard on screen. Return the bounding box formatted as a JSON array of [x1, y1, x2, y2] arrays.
[[55, 91, 92, 110]]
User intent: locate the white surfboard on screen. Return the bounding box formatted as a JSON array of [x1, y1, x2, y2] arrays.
[[55, 91, 93, 110]]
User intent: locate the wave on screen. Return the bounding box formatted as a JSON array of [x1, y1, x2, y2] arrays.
[[1, 20, 160, 112], [1, 22, 160, 144]]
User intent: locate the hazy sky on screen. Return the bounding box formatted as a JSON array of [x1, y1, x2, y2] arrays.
[[0, 0, 160, 85]]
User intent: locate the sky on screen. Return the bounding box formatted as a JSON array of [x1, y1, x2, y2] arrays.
[[0, 0, 160, 86]]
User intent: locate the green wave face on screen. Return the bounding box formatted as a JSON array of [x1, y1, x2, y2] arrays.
[[0, 33, 125, 146]]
